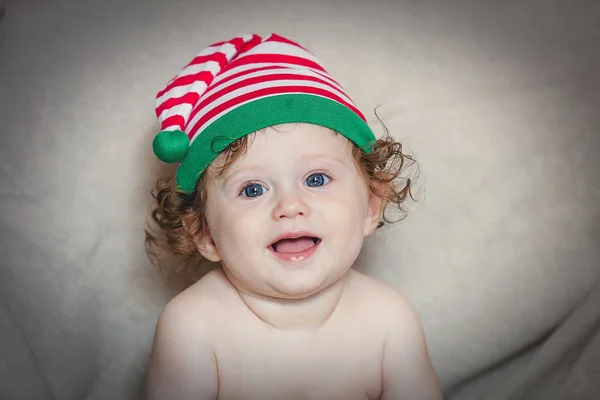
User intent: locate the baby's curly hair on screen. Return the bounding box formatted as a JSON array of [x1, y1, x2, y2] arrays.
[[145, 115, 418, 286]]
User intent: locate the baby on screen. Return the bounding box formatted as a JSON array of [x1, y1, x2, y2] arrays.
[[145, 33, 442, 400]]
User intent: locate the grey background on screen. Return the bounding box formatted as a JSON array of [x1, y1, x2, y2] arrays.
[[1, 0, 599, 399]]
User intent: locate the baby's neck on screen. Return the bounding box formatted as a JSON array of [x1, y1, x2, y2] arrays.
[[228, 272, 350, 331]]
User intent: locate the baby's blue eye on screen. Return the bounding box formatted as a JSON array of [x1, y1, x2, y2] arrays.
[[305, 173, 330, 187], [242, 183, 267, 198]]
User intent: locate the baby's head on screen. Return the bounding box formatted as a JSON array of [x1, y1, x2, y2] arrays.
[[145, 34, 416, 294]]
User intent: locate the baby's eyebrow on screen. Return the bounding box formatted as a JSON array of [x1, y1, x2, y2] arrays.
[[222, 164, 268, 187], [298, 154, 346, 165]]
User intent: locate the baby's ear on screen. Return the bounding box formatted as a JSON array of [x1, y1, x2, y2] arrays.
[[363, 191, 385, 237], [181, 217, 222, 262]]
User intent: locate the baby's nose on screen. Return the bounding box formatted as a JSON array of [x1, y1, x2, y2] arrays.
[[273, 192, 310, 220]]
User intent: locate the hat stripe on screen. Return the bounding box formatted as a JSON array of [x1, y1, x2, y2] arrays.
[[185, 72, 354, 131], [157, 85, 207, 124], [182, 39, 251, 71], [160, 103, 194, 131], [220, 53, 327, 77], [169, 60, 222, 81], [187, 52, 230, 70], [207, 64, 345, 100], [187, 84, 364, 142], [161, 114, 185, 132], [156, 63, 221, 107], [216, 62, 345, 100], [157, 61, 223, 99], [156, 74, 212, 118], [178, 35, 260, 76], [156, 78, 211, 112], [208, 64, 288, 91], [171, 41, 242, 80], [204, 68, 351, 107], [156, 93, 200, 122], [156, 75, 211, 116], [234, 40, 324, 66]]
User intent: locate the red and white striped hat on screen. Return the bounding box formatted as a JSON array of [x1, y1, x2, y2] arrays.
[[153, 33, 376, 193]]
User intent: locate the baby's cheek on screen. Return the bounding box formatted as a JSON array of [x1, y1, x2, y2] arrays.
[[328, 199, 363, 223]]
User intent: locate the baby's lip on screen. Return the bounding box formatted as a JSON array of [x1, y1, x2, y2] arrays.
[[268, 231, 321, 248]]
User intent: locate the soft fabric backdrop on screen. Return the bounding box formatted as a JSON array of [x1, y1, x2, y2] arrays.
[[0, 0, 599, 399]]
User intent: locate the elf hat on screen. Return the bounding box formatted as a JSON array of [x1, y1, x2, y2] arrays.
[[153, 33, 376, 193]]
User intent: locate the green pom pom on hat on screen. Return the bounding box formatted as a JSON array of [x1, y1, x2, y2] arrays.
[[152, 130, 190, 164]]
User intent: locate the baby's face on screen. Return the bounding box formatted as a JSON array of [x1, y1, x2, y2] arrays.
[[202, 123, 380, 299]]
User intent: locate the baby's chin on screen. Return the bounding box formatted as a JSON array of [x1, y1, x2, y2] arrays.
[[220, 258, 352, 300], [232, 279, 329, 301], [265, 284, 330, 300], [224, 273, 334, 301], [260, 271, 350, 301]]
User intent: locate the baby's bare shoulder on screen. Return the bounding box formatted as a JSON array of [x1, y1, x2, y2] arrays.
[[151, 269, 238, 346], [345, 269, 418, 325], [164, 268, 236, 322], [345, 273, 443, 399], [147, 270, 233, 399]]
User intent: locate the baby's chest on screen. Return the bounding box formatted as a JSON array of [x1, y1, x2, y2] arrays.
[[214, 335, 383, 400]]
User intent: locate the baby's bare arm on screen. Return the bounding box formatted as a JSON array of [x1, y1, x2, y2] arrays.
[[146, 300, 218, 400], [380, 293, 442, 400]]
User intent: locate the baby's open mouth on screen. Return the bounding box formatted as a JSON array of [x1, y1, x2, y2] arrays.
[[270, 237, 321, 253]]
